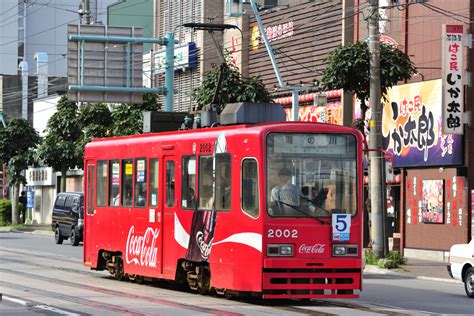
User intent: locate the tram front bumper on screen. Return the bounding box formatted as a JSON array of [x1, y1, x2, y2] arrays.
[[262, 258, 362, 299]]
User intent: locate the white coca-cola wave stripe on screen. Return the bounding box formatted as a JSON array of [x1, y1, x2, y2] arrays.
[[174, 214, 261, 252], [213, 232, 262, 252], [174, 213, 190, 249]]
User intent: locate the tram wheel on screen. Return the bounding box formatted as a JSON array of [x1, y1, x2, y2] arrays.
[[135, 275, 145, 284], [197, 266, 210, 295], [114, 257, 126, 281]]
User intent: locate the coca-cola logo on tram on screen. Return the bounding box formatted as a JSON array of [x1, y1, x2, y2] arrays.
[[126, 226, 160, 267], [196, 231, 213, 259], [298, 243, 325, 254]]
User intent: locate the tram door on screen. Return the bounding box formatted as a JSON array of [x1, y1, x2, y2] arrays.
[[162, 156, 176, 276], [84, 160, 95, 265]]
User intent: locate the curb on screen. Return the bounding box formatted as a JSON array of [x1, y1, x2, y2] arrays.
[[364, 264, 462, 284], [0, 227, 54, 236], [28, 230, 54, 236]]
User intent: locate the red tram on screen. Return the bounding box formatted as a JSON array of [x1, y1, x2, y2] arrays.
[[83, 118, 364, 299]]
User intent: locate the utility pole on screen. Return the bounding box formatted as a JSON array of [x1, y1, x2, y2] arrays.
[[82, 0, 91, 25], [368, 0, 387, 258]]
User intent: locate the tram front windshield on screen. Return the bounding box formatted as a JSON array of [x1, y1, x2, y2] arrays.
[[266, 133, 357, 218]]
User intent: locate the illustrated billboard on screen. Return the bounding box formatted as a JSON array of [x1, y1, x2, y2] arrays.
[[382, 79, 462, 168]]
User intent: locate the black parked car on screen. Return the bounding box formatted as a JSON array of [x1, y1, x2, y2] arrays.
[[51, 192, 84, 246]]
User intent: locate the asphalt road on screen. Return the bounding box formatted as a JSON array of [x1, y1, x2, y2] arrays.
[[1, 231, 473, 315]]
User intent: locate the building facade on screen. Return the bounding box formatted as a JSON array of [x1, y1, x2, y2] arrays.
[[153, 0, 224, 112], [355, 0, 474, 260], [0, 0, 115, 77]]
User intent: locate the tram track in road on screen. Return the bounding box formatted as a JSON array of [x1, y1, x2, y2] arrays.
[[0, 280, 155, 316], [0, 266, 246, 316], [0, 248, 415, 315]]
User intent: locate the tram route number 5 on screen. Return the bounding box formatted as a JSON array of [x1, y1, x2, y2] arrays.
[[332, 214, 351, 242]]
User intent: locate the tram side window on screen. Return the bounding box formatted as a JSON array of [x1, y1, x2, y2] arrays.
[[96, 160, 107, 207], [122, 159, 133, 207], [215, 154, 231, 211], [134, 158, 147, 207], [198, 156, 213, 209], [181, 156, 196, 209], [166, 160, 175, 207], [149, 158, 158, 207], [109, 161, 120, 206], [242, 158, 259, 218]]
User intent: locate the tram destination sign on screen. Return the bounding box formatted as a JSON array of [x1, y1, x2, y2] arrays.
[[272, 134, 352, 155]]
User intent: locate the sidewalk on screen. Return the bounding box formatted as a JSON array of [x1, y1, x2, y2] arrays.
[[0, 224, 54, 236], [364, 258, 459, 284]]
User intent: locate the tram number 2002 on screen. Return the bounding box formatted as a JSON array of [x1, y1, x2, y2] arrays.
[[267, 229, 298, 238]]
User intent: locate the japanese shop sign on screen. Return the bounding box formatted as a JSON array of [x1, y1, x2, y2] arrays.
[[284, 101, 343, 125], [382, 79, 462, 167], [26, 167, 55, 186], [442, 24, 464, 135], [154, 42, 197, 73], [251, 21, 294, 50]]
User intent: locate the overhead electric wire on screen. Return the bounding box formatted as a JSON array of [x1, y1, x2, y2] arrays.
[[3, 0, 455, 106]]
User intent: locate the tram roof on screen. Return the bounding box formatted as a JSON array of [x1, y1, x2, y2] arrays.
[[86, 121, 359, 149]]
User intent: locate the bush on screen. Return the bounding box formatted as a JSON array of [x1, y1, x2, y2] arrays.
[[364, 249, 406, 269], [364, 248, 379, 265], [0, 199, 12, 226], [387, 250, 406, 266], [377, 258, 398, 269]]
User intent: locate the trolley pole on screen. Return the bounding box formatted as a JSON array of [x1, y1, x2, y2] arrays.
[[368, 0, 387, 258]]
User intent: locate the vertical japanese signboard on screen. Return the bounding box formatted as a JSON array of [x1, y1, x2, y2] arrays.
[[442, 24, 464, 135]]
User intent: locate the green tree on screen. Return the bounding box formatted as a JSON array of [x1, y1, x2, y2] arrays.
[[318, 41, 416, 131], [0, 118, 40, 224], [192, 60, 273, 113], [76, 103, 113, 165], [37, 96, 82, 192], [111, 92, 161, 136]]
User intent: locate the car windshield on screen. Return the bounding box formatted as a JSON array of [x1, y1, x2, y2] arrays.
[[266, 133, 358, 218]]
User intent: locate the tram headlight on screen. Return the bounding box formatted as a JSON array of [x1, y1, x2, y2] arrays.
[[267, 244, 294, 257], [333, 244, 358, 256]]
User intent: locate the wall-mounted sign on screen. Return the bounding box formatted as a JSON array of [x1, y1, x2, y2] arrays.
[[284, 101, 343, 125], [382, 79, 462, 168], [251, 22, 294, 50], [442, 24, 464, 135], [26, 190, 34, 208], [379, 34, 398, 47], [26, 167, 55, 186], [154, 42, 196, 73]]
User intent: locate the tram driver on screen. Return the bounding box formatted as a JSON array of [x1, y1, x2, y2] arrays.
[[270, 167, 300, 216]]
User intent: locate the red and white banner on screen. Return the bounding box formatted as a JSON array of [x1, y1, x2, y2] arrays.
[[442, 24, 464, 135]]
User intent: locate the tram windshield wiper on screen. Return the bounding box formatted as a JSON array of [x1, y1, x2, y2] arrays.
[[274, 200, 330, 225], [301, 196, 333, 216]]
